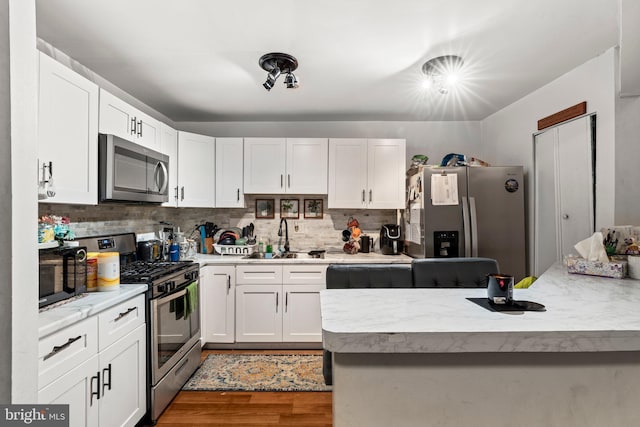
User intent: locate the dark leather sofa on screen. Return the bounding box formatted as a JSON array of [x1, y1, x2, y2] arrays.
[[322, 257, 499, 385]]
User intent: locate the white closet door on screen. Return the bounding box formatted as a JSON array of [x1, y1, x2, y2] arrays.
[[557, 117, 594, 258], [534, 116, 594, 276], [534, 130, 559, 276]]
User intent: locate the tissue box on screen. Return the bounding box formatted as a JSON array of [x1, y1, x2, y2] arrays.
[[564, 255, 627, 279]]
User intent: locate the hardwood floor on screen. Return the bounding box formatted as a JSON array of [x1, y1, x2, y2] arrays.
[[150, 349, 333, 426]]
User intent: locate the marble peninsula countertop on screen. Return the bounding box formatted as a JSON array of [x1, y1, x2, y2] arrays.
[[321, 263, 640, 353], [196, 250, 412, 265], [39, 284, 148, 338]]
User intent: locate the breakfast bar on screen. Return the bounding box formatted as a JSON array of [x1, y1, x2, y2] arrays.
[[321, 263, 640, 427]]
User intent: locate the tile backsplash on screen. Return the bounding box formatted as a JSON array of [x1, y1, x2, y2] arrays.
[[39, 195, 398, 252]]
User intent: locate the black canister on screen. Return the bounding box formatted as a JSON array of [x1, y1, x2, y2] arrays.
[[360, 235, 371, 253]]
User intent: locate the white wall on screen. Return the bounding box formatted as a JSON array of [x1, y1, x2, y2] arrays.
[[176, 121, 482, 169], [614, 83, 640, 225], [481, 48, 617, 275]]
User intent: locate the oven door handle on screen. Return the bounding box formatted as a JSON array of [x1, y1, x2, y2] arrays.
[[155, 288, 187, 305]]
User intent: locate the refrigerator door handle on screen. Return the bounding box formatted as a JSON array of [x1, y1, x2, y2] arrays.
[[462, 196, 471, 257], [469, 196, 479, 257]]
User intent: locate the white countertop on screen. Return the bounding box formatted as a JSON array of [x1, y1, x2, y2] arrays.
[[196, 251, 412, 265], [321, 263, 640, 353], [39, 284, 148, 338]]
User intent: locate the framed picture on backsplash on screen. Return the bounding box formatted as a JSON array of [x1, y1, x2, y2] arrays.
[[280, 199, 299, 219], [255, 199, 275, 219], [304, 199, 323, 219]]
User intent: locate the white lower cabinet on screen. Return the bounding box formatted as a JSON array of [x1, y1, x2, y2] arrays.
[[38, 294, 146, 427], [235, 264, 327, 343], [236, 284, 283, 342], [201, 265, 236, 343], [38, 354, 99, 427], [282, 284, 324, 342]]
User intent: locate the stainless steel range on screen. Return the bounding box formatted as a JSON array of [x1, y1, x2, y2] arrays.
[[76, 233, 202, 425]]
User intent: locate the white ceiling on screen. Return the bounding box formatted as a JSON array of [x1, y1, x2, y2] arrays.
[[35, 0, 619, 122]]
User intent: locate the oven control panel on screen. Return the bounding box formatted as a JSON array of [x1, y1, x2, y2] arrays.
[[97, 237, 116, 250]]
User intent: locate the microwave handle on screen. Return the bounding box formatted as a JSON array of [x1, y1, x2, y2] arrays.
[[62, 248, 86, 293], [155, 161, 169, 194]]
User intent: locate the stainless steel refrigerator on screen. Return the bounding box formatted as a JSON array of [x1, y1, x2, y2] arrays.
[[404, 165, 526, 280]]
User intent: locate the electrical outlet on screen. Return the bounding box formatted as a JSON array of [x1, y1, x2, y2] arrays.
[[294, 221, 303, 233]]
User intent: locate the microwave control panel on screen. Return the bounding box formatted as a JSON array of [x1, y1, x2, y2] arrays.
[[97, 237, 116, 250]]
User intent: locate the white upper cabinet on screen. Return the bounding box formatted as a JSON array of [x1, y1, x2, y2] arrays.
[[98, 89, 161, 151], [286, 138, 328, 194], [160, 123, 179, 207], [177, 131, 215, 207], [215, 138, 244, 208], [243, 138, 286, 193], [243, 138, 328, 194], [37, 52, 99, 205], [328, 138, 406, 209]]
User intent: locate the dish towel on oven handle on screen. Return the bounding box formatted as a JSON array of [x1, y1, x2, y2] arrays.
[[185, 281, 198, 319]]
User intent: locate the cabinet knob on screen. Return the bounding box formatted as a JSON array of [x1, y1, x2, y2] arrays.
[[562, 214, 569, 220]]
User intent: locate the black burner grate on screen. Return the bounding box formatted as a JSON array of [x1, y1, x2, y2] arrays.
[[120, 260, 194, 283]]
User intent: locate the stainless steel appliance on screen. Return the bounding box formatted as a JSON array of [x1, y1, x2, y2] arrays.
[[404, 165, 526, 280], [75, 233, 201, 425], [98, 133, 169, 203], [380, 224, 403, 255], [39, 245, 87, 308]]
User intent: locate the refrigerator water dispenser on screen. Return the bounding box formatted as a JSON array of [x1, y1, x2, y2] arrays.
[[434, 231, 458, 257]]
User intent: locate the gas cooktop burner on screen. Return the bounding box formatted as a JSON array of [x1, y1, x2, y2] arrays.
[[120, 260, 194, 283]]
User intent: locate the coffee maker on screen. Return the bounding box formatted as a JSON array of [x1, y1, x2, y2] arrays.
[[380, 224, 403, 255]]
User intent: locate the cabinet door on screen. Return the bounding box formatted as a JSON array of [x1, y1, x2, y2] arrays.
[[243, 138, 286, 193], [38, 52, 99, 205], [38, 355, 100, 427], [215, 138, 245, 207], [235, 285, 282, 342], [201, 266, 236, 343], [177, 131, 215, 207], [136, 113, 161, 151], [282, 284, 324, 342], [328, 139, 368, 208], [98, 89, 134, 141], [160, 123, 179, 207], [367, 139, 406, 209], [98, 89, 160, 150], [286, 138, 328, 194], [98, 324, 146, 427]]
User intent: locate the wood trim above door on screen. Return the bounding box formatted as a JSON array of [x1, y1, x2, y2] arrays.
[[537, 102, 587, 130]]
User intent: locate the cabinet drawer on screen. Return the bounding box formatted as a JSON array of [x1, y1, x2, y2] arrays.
[[236, 265, 283, 285], [98, 294, 145, 351], [39, 316, 98, 390], [282, 264, 328, 285]]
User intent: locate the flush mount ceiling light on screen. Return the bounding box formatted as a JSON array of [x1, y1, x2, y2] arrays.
[[259, 52, 299, 91], [421, 55, 464, 94]]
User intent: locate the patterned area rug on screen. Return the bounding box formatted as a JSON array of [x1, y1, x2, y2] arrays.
[[182, 354, 332, 392]]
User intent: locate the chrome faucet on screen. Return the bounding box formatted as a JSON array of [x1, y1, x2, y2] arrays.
[[278, 218, 290, 253]]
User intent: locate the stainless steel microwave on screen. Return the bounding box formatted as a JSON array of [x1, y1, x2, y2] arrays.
[[98, 133, 169, 203]]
